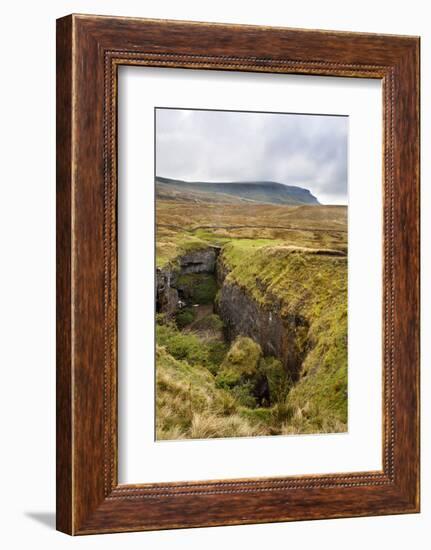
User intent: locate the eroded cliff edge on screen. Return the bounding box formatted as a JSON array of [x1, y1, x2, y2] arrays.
[[216, 278, 308, 381], [156, 241, 348, 435], [156, 245, 310, 382]]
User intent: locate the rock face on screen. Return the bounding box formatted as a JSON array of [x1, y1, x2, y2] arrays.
[[156, 247, 220, 316], [156, 268, 179, 316], [178, 247, 219, 274], [156, 245, 309, 380], [216, 263, 309, 379]]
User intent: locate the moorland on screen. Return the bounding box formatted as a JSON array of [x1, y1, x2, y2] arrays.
[[155, 177, 348, 440]]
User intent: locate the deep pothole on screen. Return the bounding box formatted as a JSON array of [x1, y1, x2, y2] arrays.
[[156, 247, 310, 408]]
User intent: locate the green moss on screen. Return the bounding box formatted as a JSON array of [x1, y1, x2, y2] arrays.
[[258, 356, 292, 404], [156, 234, 211, 268], [177, 273, 217, 304], [217, 336, 262, 379], [218, 242, 348, 433], [215, 337, 262, 407], [156, 345, 266, 440], [239, 407, 273, 424], [216, 369, 242, 389], [214, 345, 293, 409], [220, 239, 283, 271], [156, 320, 226, 376], [191, 313, 224, 332], [224, 336, 262, 372], [206, 341, 228, 376], [156, 323, 210, 368], [156, 202, 348, 436], [175, 307, 196, 328], [286, 307, 348, 431]]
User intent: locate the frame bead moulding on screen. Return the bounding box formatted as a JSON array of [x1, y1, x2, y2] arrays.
[[56, 14, 420, 535]]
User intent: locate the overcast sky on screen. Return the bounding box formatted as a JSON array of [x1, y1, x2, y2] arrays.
[[155, 108, 348, 205]]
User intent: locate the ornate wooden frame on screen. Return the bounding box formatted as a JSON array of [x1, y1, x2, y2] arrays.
[[56, 14, 420, 535]]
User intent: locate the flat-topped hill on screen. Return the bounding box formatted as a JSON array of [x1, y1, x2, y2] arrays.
[[156, 176, 320, 206]]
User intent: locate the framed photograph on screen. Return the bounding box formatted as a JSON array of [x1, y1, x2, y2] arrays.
[[56, 14, 420, 535]]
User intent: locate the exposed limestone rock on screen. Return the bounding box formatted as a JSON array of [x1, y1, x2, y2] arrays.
[[156, 247, 221, 316], [156, 245, 309, 381], [216, 265, 309, 379], [178, 247, 220, 274], [156, 268, 179, 316]]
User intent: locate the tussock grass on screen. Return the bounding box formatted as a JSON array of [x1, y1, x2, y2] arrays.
[[156, 345, 265, 440], [189, 413, 265, 439], [156, 321, 227, 375], [156, 328, 302, 439], [177, 273, 218, 304], [220, 243, 348, 433], [156, 202, 347, 268], [156, 199, 348, 437]]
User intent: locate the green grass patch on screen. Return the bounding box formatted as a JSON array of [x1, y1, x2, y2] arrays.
[[156, 200, 348, 437], [156, 345, 266, 440], [177, 273, 217, 304], [216, 336, 262, 387], [175, 307, 196, 328], [156, 233, 211, 268], [218, 241, 348, 433], [191, 313, 224, 333], [156, 321, 226, 375]]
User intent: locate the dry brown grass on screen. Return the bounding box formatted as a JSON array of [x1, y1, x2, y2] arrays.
[[156, 200, 347, 267], [189, 413, 265, 439], [155, 198, 348, 438], [157, 201, 347, 233]]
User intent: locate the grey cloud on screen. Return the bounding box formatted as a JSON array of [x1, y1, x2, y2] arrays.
[[156, 108, 348, 204]]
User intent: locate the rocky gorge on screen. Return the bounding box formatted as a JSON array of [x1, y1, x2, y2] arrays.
[[156, 245, 310, 384], [155, 198, 348, 439]]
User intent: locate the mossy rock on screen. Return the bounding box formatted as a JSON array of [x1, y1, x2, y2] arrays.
[[258, 356, 292, 404], [218, 336, 262, 378], [216, 336, 263, 407], [175, 307, 196, 328], [177, 273, 218, 304], [156, 321, 226, 374], [190, 313, 224, 332]]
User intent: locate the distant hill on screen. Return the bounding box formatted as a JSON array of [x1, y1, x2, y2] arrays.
[[156, 176, 320, 206]]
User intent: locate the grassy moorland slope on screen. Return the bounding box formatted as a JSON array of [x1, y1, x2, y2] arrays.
[[156, 202, 346, 267], [156, 325, 295, 439], [155, 199, 348, 438], [220, 242, 347, 434]]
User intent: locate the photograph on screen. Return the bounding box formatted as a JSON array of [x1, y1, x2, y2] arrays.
[[155, 107, 348, 440], [0, 1, 423, 544]]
